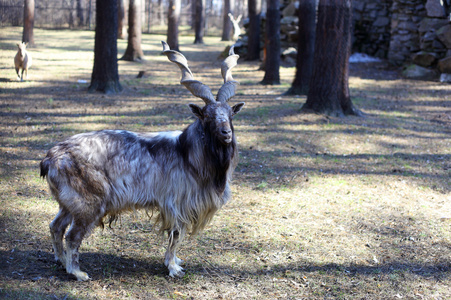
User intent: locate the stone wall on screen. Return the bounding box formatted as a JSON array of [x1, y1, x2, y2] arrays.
[[234, 0, 451, 80], [352, 0, 392, 58], [354, 0, 451, 80]]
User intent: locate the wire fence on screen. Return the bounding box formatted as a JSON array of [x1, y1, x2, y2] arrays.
[[0, 0, 226, 34]]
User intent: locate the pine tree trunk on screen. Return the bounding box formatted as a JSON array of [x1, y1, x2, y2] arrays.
[[118, 0, 127, 39], [167, 0, 181, 51], [221, 0, 234, 41], [89, 0, 123, 94], [261, 0, 280, 85], [22, 0, 35, 46], [121, 0, 144, 61], [77, 0, 85, 27], [285, 0, 316, 95], [302, 0, 361, 117], [193, 0, 205, 44], [247, 0, 261, 61]]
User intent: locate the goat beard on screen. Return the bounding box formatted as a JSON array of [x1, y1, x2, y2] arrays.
[[203, 130, 236, 194]]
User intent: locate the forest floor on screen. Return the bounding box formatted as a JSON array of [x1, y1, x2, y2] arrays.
[[0, 27, 450, 299]]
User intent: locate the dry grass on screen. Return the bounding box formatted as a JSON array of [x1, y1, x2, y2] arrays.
[[0, 27, 450, 299]]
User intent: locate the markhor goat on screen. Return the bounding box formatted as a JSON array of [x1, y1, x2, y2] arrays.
[[40, 42, 244, 281]]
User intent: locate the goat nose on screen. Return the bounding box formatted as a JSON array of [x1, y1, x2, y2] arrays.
[[221, 129, 232, 136]]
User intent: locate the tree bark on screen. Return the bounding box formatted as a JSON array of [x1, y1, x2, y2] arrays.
[[121, 0, 144, 61], [302, 0, 361, 117], [285, 0, 316, 95], [221, 0, 234, 41], [22, 0, 35, 46], [193, 0, 205, 44], [167, 0, 181, 51], [89, 0, 123, 94], [118, 0, 127, 39], [260, 0, 280, 85], [247, 0, 261, 61]]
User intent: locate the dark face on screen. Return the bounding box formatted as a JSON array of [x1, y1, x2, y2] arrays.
[[189, 102, 245, 145]]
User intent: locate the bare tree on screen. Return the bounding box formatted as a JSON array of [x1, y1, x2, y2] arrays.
[[22, 0, 35, 46], [121, 0, 144, 61], [247, 0, 261, 61], [285, 0, 316, 95], [158, 0, 165, 26], [302, 0, 361, 116], [89, 0, 123, 94], [193, 0, 205, 44], [221, 0, 234, 41], [261, 0, 280, 85], [167, 0, 181, 51], [118, 0, 127, 39], [77, 0, 85, 26]]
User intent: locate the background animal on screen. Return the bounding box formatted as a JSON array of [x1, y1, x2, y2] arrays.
[[39, 41, 244, 281], [14, 42, 32, 81]]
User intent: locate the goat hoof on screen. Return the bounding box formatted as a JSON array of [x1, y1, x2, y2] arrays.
[[169, 269, 185, 278], [175, 256, 184, 265], [74, 270, 91, 281], [168, 265, 185, 278]]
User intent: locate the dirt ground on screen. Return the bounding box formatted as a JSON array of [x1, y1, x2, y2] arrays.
[[0, 27, 450, 299]]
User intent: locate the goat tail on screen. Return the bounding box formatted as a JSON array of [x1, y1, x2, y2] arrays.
[[40, 157, 51, 179]]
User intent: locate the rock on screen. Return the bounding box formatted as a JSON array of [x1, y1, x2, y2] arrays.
[[374, 16, 390, 27], [402, 64, 439, 80], [436, 24, 451, 49], [398, 20, 418, 32], [438, 56, 451, 73], [282, 47, 297, 58], [418, 18, 449, 33], [282, 2, 297, 17], [425, 0, 446, 18], [439, 73, 451, 82], [412, 51, 438, 67]]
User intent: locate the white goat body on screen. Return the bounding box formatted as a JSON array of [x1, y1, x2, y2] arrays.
[[14, 42, 32, 81]]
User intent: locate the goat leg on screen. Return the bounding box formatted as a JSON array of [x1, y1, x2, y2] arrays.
[[49, 208, 72, 267], [164, 229, 186, 278], [64, 219, 92, 281], [15, 67, 20, 81]]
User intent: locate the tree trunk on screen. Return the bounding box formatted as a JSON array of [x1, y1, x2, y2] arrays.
[[167, 0, 181, 51], [89, 0, 123, 94], [221, 0, 234, 41], [146, 0, 151, 33], [69, 0, 76, 29], [87, 0, 93, 29], [158, 0, 164, 26], [76, 0, 85, 27], [302, 0, 361, 117], [260, 0, 280, 85], [285, 0, 316, 95], [118, 0, 127, 39], [247, 0, 261, 61], [193, 0, 205, 44], [22, 0, 35, 46], [121, 0, 144, 61]]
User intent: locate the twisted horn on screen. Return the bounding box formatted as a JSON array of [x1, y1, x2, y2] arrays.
[[217, 46, 240, 103], [161, 41, 216, 104]]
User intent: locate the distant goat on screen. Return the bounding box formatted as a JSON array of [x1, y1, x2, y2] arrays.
[[40, 41, 244, 281], [228, 13, 242, 41], [14, 42, 32, 81]]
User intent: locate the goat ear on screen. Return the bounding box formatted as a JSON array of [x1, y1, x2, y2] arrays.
[[189, 103, 203, 119], [231, 102, 245, 116]]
